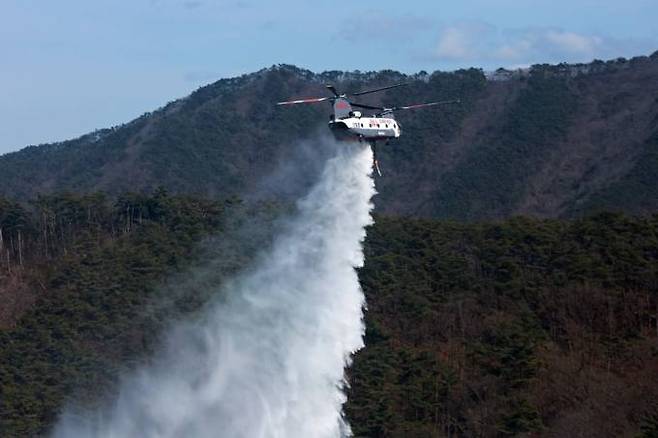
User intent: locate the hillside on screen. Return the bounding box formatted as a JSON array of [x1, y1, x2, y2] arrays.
[[1, 53, 658, 220], [349, 213, 658, 437], [1, 194, 657, 436]]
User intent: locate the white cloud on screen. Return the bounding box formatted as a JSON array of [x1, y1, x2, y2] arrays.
[[544, 30, 602, 54], [494, 42, 529, 61], [435, 21, 495, 60], [436, 27, 471, 59], [338, 16, 654, 68], [433, 22, 656, 67]]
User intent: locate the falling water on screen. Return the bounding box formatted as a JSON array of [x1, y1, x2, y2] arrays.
[[52, 141, 376, 438]]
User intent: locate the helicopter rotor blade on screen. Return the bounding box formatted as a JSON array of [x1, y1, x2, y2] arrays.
[[326, 84, 340, 97], [350, 82, 409, 96], [394, 99, 461, 111], [350, 102, 386, 111], [276, 97, 331, 105]]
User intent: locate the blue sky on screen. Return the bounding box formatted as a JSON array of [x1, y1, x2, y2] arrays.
[[1, 0, 657, 154]]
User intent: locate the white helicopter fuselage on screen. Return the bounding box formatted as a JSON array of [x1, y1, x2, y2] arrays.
[[328, 114, 401, 144]]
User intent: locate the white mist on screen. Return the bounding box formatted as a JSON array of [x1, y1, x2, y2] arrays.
[[53, 142, 376, 438]]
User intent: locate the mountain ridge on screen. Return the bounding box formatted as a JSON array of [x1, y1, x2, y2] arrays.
[[2, 52, 658, 220]]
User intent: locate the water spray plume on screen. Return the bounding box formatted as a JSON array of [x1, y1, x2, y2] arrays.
[[52, 141, 376, 438]]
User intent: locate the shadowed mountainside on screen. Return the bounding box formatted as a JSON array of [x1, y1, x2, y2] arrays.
[[1, 53, 658, 220]]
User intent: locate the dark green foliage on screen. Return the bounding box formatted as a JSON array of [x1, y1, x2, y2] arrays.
[[373, 68, 488, 215], [640, 408, 658, 438], [497, 399, 542, 436], [0, 117, 149, 198], [346, 213, 658, 437], [0, 191, 228, 437], [432, 71, 578, 220], [578, 131, 658, 216], [2, 196, 658, 437], [0, 197, 33, 266], [470, 320, 541, 390]]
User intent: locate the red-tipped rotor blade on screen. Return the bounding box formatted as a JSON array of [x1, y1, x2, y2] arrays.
[[276, 97, 330, 106]]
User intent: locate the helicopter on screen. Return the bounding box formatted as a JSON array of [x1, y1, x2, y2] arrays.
[[277, 83, 459, 175]]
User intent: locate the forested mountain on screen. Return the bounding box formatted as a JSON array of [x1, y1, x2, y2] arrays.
[[2, 54, 658, 437], [1, 194, 657, 436], [349, 214, 658, 437], [1, 53, 658, 220]]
